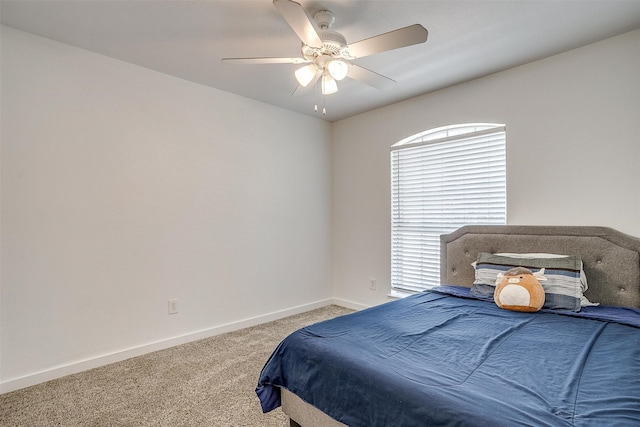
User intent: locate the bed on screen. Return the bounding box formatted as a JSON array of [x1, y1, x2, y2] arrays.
[[256, 225, 640, 426]]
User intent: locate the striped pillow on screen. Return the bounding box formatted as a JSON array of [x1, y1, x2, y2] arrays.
[[471, 253, 586, 311]]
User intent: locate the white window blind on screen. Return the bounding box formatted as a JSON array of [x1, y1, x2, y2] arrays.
[[390, 124, 506, 293]]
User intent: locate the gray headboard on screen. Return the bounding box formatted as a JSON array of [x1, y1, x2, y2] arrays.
[[440, 225, 640, 308]]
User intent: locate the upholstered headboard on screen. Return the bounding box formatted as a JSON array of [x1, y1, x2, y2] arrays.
[[440, 225, 640, 308]]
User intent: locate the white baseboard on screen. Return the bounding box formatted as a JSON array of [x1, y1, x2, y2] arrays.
[[331, 297, 370, 312], [0, 298, 335, 394]]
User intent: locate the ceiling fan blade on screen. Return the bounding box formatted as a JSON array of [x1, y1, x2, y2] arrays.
[[347, 64, 396, 90], [273, 0, 323, 49], [344, 24, 428, 59], [221, 57, 306, 65]]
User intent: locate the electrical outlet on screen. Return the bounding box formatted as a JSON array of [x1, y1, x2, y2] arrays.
[[370, 279, 377, 290], [168, 299, 178, 315]]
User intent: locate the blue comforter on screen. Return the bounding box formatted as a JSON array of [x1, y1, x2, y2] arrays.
[[256, 287, 640, 426]]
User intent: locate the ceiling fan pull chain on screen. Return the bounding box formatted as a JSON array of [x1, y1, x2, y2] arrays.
[[314, 90, 318, 113], [314, 76, 320, 113]]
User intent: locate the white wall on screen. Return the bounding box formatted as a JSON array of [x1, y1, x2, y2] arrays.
[[331, 30, 640, 307], [0, 26, 332, 391]]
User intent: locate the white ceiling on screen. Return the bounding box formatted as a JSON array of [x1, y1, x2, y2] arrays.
[[2, 0, 639, 122]]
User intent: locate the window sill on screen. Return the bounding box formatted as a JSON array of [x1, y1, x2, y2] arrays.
[[387, 289, 416, 299]]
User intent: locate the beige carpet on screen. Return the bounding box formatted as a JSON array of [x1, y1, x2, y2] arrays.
[[0, 305, 354, 426]]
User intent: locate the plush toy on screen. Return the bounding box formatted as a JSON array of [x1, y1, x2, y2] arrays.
[[493, 267, 546, 312]]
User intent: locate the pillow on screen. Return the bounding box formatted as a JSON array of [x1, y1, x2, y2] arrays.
[[496, 253, 597, 307], [471, 252, 586, 311], [494, 253, 589, 291]]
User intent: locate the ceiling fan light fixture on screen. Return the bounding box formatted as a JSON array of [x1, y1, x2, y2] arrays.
[[321, 74, 338, 95], [295, 64, 318, 87], [327, 59, 348, 81]]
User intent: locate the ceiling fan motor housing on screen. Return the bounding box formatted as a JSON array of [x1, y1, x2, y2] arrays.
[[302, 29, 346, 59], [300, 10, 348, 60]]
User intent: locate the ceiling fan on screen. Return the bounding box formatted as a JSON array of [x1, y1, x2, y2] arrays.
[[222, 0, 428, 103]]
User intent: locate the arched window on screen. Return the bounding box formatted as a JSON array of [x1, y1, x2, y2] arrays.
[[390, 123, 506, 294]]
